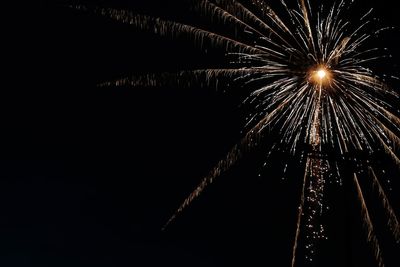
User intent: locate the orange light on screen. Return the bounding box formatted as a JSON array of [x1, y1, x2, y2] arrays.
[[310, 66, 331, 86], [317, 69, 327, 79]]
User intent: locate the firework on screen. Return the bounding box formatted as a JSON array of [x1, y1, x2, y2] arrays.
[[75, 0, 400, 266]]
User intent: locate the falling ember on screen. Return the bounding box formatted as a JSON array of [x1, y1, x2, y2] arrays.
[[78, 0, 400, 266]]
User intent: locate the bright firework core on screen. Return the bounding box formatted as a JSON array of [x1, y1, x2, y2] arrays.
[[317, 69, 327, 79], [310, 66, 331, 85]]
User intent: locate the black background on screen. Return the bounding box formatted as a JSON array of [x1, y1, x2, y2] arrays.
[[3, 0, 400, 266]]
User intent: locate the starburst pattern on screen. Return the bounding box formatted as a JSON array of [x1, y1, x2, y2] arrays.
[[73, 0, 399, 266]]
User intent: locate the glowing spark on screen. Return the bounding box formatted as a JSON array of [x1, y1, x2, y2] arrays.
[[317, 69, 327, 79], [310, 66, 331, 86]]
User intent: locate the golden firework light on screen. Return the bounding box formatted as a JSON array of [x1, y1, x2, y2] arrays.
[[74, 0, 399, 266]]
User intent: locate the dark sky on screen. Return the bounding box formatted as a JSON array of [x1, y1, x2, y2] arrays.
[[3, 0, 400, 266]]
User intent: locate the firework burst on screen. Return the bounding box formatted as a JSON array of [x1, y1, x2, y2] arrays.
[[74, 0, 399, 266]]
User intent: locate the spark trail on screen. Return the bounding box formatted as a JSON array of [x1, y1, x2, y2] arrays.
[[75, 0, 400, 266]]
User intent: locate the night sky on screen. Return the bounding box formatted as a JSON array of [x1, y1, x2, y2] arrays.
[[3, 0, 400, 266]]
